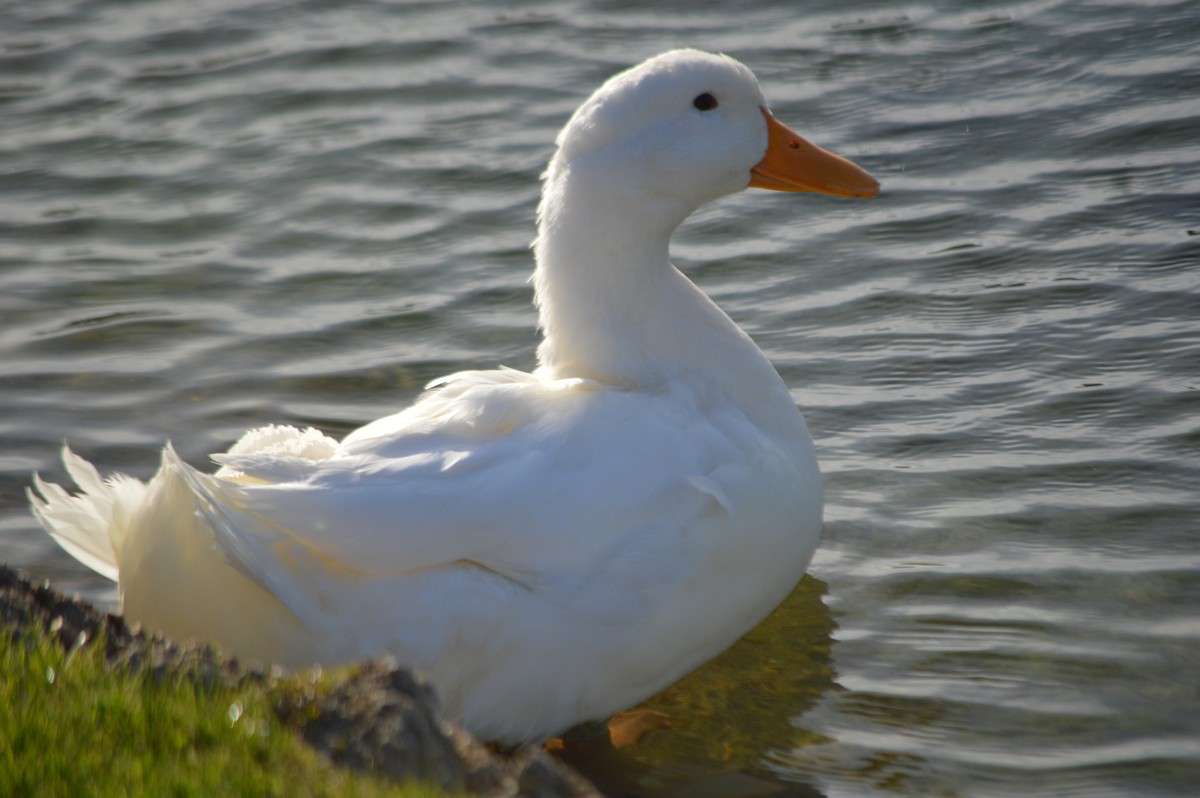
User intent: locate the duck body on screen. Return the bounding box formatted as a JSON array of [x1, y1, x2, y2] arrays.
[[29, 49, 876, 745]]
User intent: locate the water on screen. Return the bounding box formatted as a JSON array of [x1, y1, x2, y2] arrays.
[[2, 0, 1198, 795]]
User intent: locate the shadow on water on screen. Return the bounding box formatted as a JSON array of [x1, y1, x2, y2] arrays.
[[554, 575, 836, 797]]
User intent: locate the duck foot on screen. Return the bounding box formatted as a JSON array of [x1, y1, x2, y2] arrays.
[[545, 709, 669, 752], [548, 713, 803, 798], [605, 709, 671, 749]]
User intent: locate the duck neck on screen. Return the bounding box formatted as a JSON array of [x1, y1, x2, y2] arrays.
[[531, 168, 798, 429], [533, 171, 681, 385]]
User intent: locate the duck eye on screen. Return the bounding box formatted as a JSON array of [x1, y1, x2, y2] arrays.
[[692, 93, 718, 111]]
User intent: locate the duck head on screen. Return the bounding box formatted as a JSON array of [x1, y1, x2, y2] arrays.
[[541, 48, 878, 230]]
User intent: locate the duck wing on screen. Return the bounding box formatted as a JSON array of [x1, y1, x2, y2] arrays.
[[185, 369, 788, 623]]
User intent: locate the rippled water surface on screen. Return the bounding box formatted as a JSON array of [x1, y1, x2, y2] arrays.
[[2, 1, 1198, 795]]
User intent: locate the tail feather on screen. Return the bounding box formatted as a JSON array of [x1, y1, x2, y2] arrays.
[[27, 446, 140, 582]]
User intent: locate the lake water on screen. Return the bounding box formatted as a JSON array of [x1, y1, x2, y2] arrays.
[[1, 0, 1197, 795]]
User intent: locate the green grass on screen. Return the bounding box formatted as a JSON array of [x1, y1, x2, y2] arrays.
[[1, 627, 454, 798]]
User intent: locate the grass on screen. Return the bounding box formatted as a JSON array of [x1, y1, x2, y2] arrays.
[[0, 625, 455, 798]]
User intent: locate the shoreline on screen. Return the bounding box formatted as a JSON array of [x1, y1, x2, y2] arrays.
[[0, 562, 599, 797]]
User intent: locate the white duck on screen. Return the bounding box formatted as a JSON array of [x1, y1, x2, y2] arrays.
[[29, 49, 877, 745]]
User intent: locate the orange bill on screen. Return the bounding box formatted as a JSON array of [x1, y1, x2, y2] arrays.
[[749, 107, 879, 198]]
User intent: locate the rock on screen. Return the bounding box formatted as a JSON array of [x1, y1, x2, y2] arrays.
[[275, 658, 597, 797]]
